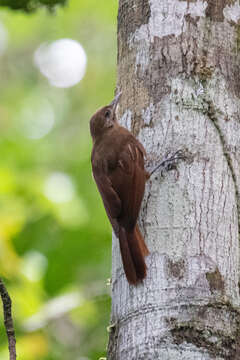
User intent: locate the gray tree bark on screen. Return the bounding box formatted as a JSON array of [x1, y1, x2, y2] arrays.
[[108, 0, 240, 359]]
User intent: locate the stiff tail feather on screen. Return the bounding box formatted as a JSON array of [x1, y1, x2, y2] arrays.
[[135, 224, 149, 257], [119, 226, 148, 284]]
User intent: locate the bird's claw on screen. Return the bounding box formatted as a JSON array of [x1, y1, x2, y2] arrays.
[[149, 149, 188, 178]]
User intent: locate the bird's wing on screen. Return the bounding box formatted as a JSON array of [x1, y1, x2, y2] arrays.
[[109, 141, 146, 230], [92, 169, 121, 236]]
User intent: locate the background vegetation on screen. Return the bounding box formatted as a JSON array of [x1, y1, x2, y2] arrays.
[[0, 0, 117, 358]]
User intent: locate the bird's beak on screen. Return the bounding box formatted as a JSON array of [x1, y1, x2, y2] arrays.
[[110, 92, 122, 114]]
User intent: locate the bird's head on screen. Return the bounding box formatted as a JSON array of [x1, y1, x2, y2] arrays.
[[90, 92, 121, 140]]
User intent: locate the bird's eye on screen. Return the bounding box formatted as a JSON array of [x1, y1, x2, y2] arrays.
[[105, 110, 111, 118]]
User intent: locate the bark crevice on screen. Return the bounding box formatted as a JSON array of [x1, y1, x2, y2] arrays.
[[170, 302, 240, 359], [202, 97, 240, 241]]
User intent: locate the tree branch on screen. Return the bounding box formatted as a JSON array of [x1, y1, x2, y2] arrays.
[[0, 278, 16, 360]]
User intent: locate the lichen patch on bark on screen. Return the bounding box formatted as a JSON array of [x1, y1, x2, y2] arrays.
[[120, 109, 132, 130], [132, 0, 207, 41], [223, 3, 240, 24]]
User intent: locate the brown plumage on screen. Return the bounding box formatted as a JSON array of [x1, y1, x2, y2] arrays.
[[90, 93, 149, 284]]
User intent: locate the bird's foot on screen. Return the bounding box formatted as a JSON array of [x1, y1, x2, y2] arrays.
[[148, 149, 189, 178]]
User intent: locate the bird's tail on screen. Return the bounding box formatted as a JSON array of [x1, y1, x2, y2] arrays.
[[119, 225, 149, 284]]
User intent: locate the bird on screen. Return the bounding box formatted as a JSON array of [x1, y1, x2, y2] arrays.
[[90, 93, 149, 285]]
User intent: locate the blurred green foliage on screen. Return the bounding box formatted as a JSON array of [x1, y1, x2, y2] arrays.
[[0, 0, 66, 12], [0, 0, 117, 359]]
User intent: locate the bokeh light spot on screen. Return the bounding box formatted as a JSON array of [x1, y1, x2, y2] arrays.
[[34, 38, 87, 88], [20, 98, 55, 140], [44, 172, 75, 203], [0, 22, 8, 56], [23, 291, 83, 332], [21, 251, 48, 282]]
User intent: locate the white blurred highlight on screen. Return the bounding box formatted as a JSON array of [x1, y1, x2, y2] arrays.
[[0, 22, 8, 56], [21, 251, 48, 282], [21, 99, 55, 139], [23, 292, 83, 331], [44, 172, 75, 203], [34, 38, 87, 88]]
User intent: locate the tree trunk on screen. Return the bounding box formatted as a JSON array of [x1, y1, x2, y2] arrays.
[[108, 0, 240, 359]]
